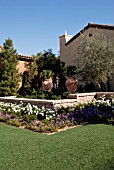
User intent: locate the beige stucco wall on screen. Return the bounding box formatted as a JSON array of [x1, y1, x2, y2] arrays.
[[0, 56, 29, 75], [59, 27, 114, 91], [17, 60, 29, 74], [17, 60, 30, 87], [60, 27, 114, 66]]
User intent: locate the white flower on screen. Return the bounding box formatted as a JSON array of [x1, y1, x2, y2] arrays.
[[49, 115, 52, 119], [42, 106, 44, 109], [40, 112, 44, 116]]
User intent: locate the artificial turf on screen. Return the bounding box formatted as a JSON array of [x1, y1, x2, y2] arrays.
[[0, 123, 114, 170]]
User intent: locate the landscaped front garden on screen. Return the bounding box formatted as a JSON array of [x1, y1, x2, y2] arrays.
[[0, 36, 114, 169], [0, 95, 114, 133]]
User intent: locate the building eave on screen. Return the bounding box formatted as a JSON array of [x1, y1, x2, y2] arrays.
[[18, 55, 33, 62], [65, 22, 114, 46]]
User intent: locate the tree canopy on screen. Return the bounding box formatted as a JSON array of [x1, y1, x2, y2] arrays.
[[74, 31, 114, 89]]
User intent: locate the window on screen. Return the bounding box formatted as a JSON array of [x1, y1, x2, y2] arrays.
[[89, 33, 92, 37]]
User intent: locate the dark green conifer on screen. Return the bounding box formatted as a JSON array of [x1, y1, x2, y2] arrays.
[[0, 38, 20, 96]]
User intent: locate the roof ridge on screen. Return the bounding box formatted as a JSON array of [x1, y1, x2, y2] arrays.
[[65, 22, 114, 46], [88, 22, 114, 27], [18, 54, 31, 58]]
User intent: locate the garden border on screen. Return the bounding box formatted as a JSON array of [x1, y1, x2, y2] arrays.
[[0, 92, 114, 109]]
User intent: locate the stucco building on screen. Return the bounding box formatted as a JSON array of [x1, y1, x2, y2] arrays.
[[59, 22, 114, 91]]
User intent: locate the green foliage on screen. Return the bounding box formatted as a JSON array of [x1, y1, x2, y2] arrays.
[[36, 88, 69, 100], [7, 119, 20, 127], [64, 65, 77, 77], [74, 31, 114, 89], [0, 38, 20, 96], [40, 70, 53, 81], [18, 49, 67, 98], [22, 114, 37, 123], [36, 49, 66, 91]]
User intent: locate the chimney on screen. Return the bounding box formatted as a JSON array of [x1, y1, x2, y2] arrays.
[[59, 30, 72, 62]]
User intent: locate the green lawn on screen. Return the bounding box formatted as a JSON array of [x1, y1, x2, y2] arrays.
[[0, 123, 114, 170]]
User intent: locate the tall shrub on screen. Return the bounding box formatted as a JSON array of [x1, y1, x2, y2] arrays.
[[0, 38, 20, 96]]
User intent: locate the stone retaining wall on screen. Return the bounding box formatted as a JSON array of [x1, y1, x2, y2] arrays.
[[95, 92, 114, 98], [0, 97, 77, 110], [69, 92, 114, 103], [69, 93, 96, 103], [0, 92, 114, 109]]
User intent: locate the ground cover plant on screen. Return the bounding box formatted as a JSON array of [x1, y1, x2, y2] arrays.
[[0, 96, 114, 133], [0, 123, 114, 170]]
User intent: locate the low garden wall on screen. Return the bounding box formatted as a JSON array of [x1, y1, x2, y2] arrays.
[[95, 92, 114, 98], [0, 97, 77, 109], [69, 92, 114, 103], [69, 93, 96, 103], [0, 92, 114, 109]]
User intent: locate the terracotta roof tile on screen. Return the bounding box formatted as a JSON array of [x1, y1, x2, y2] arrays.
[[18, 54, 33, 61]]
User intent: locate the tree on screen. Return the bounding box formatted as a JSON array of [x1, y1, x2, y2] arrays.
[[0, 38, 20, 96], [31, 49, 67, 97], [74, 31, 114, 91], [33, 49, 65, 89]]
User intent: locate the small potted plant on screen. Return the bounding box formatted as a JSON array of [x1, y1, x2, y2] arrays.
[[40, 70, 53, 92], [65, 66, 78, 93]]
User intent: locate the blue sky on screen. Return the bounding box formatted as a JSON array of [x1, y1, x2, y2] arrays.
[[0, 0, 114, 56]]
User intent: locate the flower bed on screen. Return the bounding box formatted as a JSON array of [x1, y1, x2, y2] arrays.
[[0, 96, 114, 133]]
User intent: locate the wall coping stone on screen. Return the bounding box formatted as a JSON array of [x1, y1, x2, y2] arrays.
[[0, 92, 114, 109], [69, 92, 114, 99], [0, 97, 77, 109]]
